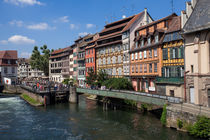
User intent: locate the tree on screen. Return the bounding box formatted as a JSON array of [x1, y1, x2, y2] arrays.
[[96, 69, 108, 87], [30, 45, 52, 76], [86, 68, 97, 86]]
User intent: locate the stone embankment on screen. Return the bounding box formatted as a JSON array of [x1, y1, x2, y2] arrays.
[[166, 103, 210, 130]]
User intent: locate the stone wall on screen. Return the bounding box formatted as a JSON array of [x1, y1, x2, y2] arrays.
[[166, 103, 210, 129]]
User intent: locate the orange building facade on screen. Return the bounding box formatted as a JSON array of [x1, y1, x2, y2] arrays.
[[85, 34, 99, 76], [130, 13, 177, 92]]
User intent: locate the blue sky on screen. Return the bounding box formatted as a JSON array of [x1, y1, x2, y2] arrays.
[[0, 0, 188, 58]]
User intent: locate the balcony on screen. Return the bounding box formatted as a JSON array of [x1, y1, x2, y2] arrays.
[[155, 77, 184, 85]]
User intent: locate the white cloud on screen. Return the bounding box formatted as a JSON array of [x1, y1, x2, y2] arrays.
[[4, 0, 44, 6], [78, 32, 89, 37], [0, 40, 8, 45], [27, 23, 55, 30], [20, 52, 31, 58], [86, 24, 95, 29], [1, 35, 35, 45], [70, 24, 79, 30], [54, 16, 69, 23], [9, 20, 23, 27]]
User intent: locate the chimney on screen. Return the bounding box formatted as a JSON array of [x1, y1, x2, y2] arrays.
[[144, 8, 148, 25]]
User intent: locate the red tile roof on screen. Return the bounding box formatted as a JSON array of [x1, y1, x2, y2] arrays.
[[51, 47, 70, 55], [0, 50, 18, 60], [136, 13, 177, 31], [166, 16, 181, 33]]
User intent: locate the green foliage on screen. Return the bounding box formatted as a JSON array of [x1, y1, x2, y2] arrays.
[[177, 119, 183, 129], [86, 68, 97, 86], [189, 116, 210, 138], [21, 94, 42, 105], [124, 99, 137, 107], [96, 69, 108, 87], [62, 78, 70, 85], [103, 78, 133, 90], [140, 103, 152, 111], [30, 45, 52, 76], [160, 104, 167, 126]]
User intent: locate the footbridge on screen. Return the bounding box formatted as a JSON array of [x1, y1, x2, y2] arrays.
[[76, 88, 183, 106]]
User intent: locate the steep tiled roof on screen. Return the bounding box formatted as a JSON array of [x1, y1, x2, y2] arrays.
[[51, 47, 70, 55], [0, 50, 18, 60], [183, 0, 210, 34], [136, 13, 177, 31], [166, 16, 181, 33], [122, 11, 144, 32], [104, 15, 134, 28]]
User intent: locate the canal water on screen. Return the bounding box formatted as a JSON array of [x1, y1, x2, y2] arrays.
[[0, 95, 199, 140]]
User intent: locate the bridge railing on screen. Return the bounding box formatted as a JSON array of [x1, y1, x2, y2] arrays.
[[77, 88, 183, 104]]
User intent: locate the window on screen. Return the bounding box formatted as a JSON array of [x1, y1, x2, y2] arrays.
[[170, 48, 178, 59], [170, 90, 174, 97], [149, 50, 152, 58], [178, 46, 184, 59], [74, 60, 77, 64], [112, 56, 116, 64], [163, 48, 168, 60], [131, 53, 134, 60], [98, 58, 101, 65], [135, 52, 138, 60], [118, 67, 122, 75], [144, 64, 147, 73], [113, 68, 116, 75], [132, 66, 134, 73], [154, 48, 158, 57], [140, 64, 143, 73], [154, 63, 157, 72], [135, 42, 138, 48], [144, 50, 147, 58], [180, 66, 184, 77], [149, 64, 152, 73], [148, 37, 151, 45], [139, 52, 142, 59], [155, 35, 159, 43], [4, 67, 8, 74], [141, 40, 144, 47], [103, 58, 106, 65], [86, 50, 88, 55], [191, 65, 194, 73], [118, 55, 121, 63], [136, 65, 138, 73], [107, 57, 111, 64]]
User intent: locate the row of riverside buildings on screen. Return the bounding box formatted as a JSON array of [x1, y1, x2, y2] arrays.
[[49, 0, 210, 107]]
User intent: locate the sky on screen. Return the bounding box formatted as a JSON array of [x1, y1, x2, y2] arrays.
[[0, 0, 188, 58]]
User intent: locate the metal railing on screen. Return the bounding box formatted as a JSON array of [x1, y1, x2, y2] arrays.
[[155, 77, 184, 84]]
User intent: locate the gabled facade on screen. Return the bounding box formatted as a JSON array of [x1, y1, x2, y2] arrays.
[[0, 50, 18, 85], [182, 0, 210, 107], [122, 9, 153, 77], [18, 58, 45, 79], [130, 13, 177, 92], [156, 16, 185, 98], [49, 47, 71, 83], [74, 34, 94, 87], [85, 33, 99, 76]]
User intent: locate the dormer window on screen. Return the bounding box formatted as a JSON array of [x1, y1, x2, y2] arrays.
[[141, 40, 144, 47], [148, 37, 151, 45], [155, 35, 159, 43]]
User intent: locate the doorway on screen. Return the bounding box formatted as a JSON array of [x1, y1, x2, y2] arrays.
[[190, 87, 195, 104]]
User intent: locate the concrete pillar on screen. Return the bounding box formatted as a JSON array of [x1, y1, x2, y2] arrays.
[[69, 86, 78, 104]]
